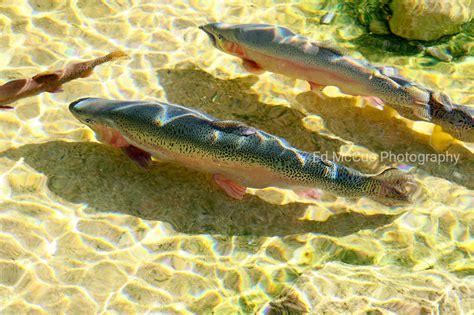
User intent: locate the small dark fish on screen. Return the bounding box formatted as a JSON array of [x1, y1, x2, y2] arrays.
[[0, 51, 128, 109]]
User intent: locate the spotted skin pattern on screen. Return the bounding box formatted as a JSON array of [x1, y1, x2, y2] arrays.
[[70, 98, 416, 205], [199, 23, 426, 108], [199, 23, 473, 142]]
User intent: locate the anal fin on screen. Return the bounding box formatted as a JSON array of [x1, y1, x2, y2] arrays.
[[32, 71, 60, 84], [213, 174, 246, 199], [363, 96, 384, 110], [122, 145, 152, 169], [294, 188, 323, 200]]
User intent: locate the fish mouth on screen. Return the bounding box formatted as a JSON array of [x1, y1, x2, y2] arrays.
[[69, 97, 93, 112], [199, 25, 217, 47]]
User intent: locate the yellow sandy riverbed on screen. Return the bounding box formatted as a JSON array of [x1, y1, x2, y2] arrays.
[[0, 1, 473, 313]]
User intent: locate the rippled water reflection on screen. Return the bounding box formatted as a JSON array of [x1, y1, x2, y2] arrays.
[[0, 0, 472, 313]]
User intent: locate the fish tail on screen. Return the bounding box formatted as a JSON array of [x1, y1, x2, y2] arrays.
[[79, 51, 129, 71], [104, 50, 129, 61], [91, 50, 129, 67], [369, 168, 420, 206]]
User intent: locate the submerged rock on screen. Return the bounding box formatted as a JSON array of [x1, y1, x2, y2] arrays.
[[389, 0, 473, 40], [426, 46, 453, 62]]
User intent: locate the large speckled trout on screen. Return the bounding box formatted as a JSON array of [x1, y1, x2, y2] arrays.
[[199, 23, 473, 142], [69, 98, 418, 206]]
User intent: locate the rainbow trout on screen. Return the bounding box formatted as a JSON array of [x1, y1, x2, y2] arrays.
[[199, 23, 473, 142], [0, 51, 128, 109], [69, 98, 418, 206]]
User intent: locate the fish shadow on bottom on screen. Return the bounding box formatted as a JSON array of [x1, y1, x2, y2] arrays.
[[1, 141, 399, 237]]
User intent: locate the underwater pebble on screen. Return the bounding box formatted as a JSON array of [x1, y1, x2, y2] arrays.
[[320, 12, 335, 25], [0, 262, 25, 286], [122, 282, 172, 305], [28, 0, 63, 11], [0, 240, 25, 260], [0, 1, 473, 314], [426, 47, 453, 62]]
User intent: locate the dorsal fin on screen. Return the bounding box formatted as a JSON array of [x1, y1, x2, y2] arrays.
[[209, 120, 257, 136], [316, 40, 349, 56], [375, 65, 399, 77], [274, 25, 296, 37], [32, 71, 60, 84], [387, 75, 415, 87]]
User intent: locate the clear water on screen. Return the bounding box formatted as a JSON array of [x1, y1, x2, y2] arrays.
[[0, 0, 473, 314]]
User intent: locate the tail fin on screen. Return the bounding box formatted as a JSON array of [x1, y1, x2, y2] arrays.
[[104, 50, 129, 61], [85, 50, 129, 69], [370, 168, 420, 206]]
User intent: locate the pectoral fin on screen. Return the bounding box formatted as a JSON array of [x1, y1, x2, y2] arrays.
[[209, 120, 257, 136], [242, 59, 265, 74], [122, 145, 152, 169], [308, 81, 325, 91], [213, 174, 247, 199]]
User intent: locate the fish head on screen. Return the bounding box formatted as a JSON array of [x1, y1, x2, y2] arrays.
[[199, 23, 297, 58], [70, 97, 134, 147], [69, 97, 119, 130], [199, 23, 241, 53]]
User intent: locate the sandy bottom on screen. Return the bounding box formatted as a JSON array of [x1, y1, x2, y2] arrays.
[[0, 0, 473, 313]]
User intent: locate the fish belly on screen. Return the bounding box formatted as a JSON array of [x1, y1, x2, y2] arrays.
[[246, 48, 372, 96], [138, 140, 294, 188]]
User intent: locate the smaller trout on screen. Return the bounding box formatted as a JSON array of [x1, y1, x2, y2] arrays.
[[69, 97, 418, 206], [0, 51, 128, 109], [199, 23, 473, 142]]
